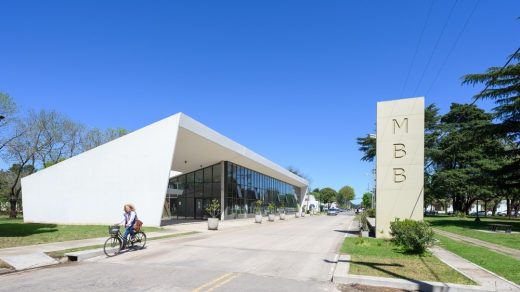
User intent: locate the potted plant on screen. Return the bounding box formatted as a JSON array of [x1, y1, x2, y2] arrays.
[[359, 211, 369, 237], [279, 202, 286, 220], [205, 199, 221, 230], [295, 203, 301, 218], [254, 200, 263, 223], [301, 205, 306, 217], [268, 202, 276, 222]]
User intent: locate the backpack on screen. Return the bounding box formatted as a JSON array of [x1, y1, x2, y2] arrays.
[[133, 219, 143, 232]]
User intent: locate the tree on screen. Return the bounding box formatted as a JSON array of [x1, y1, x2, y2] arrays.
[[81, 127, 128, 151], [319, 187, 337, 207], [362, 192, 372, 208], [430, 103, 503, 213], [0, 92, 20, 152], [356, 134, 376, 162], [3, 111, 52, 218], [462, 50, 520, 190], [337, 185, 355, 207], [34, 110, 85, 167]]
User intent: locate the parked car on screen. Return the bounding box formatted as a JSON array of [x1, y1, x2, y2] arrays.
[[424, 210, 438, 216], [497, 211, 507, 216], [327, 208, 339, 216]]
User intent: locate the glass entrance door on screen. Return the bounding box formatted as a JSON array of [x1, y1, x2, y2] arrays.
[[195, 198, 204, 219], [170, 198, 178, 218]]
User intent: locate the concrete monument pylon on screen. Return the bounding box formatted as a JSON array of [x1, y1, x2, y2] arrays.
[[375, 97, 424, 238]]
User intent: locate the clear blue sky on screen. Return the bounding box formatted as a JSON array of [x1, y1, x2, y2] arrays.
[[0, 1, 518, 203]]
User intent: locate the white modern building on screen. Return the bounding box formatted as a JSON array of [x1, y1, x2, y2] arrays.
[[21, 113, 308, 226]]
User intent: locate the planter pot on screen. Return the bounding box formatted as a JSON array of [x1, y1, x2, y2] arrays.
[[361, 230, 369, 237], [280, 213, 286, 220], [268, 214, 275, 222], [295, 212, 301, 218], [208, 218, 219, 230], [301, 212, 306, 217], [255, 214, 263, 223]]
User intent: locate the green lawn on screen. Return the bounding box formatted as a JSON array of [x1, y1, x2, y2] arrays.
[[340, 237, 475, 285], [435, 234, 520, 285], [0, 217, 162, 249], [425, 216, 520, 250]]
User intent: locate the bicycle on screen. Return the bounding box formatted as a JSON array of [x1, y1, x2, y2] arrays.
[[103, 225, 147, 257]]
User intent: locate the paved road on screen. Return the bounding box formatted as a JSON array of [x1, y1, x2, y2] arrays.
[[0, 214, 355, 292]]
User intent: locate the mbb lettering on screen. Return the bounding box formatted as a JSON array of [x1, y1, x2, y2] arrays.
[[392, 118, 407, 183]]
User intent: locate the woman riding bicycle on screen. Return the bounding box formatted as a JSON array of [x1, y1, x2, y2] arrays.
[[118, 204, 137, 247]]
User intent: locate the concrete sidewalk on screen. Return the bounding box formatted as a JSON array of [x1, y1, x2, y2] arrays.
[[434, 228, 520, 261], [431, 246, 520, 291]]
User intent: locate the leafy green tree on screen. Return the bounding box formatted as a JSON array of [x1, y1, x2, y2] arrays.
[[356, 134, 376, 162], [362, 192, 372, 208], [319, 187, 337, 207], [463, 50, 520, 213], [337, 185, 355, 207], [430, 103, 503, 213]]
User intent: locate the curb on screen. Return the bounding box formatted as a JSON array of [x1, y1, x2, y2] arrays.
[[65, 248, 105, 262], [334, 274, 488, 292]]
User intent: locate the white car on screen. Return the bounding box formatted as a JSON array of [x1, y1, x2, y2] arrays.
[[327, 208, 339, 216]]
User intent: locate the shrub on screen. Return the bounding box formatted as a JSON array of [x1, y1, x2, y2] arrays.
[[205, 199, 221, 218], [254, 200, 263, 214], [390, 218, 434, 254], [366, 208, 376, 218], [267, 202, 276, 214], [356, 211, 369, 231], [454, 211, 466, 218]]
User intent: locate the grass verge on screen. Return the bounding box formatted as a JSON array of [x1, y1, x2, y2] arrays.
[[425, 216, 520, 250], [435, 234, 520, 285], [0, 217, 162, 249], [46, 231, 200, 258], [341, 237, 475, 285]]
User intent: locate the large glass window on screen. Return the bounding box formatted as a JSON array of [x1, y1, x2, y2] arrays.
[[165, 162, 223, 221], [223, 162, 301, 218]]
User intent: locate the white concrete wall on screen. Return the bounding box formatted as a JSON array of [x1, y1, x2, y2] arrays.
[[376, 97, 424, 238], [22, 114, 181, 226]]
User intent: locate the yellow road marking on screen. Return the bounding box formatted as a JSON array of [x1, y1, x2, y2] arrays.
[[206, 273, 240, 292], [192, 272, 234, 292]]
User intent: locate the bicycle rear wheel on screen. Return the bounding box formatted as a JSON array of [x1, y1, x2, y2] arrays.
[[132, 232, 147, 250], [104, 237, 121, 257]]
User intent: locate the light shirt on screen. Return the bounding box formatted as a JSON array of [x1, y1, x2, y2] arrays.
[[119, 211, 136, 227]]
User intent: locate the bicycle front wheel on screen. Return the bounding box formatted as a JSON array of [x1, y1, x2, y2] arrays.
[[132, 232, 147, 250], [104, 237, 121, 257]]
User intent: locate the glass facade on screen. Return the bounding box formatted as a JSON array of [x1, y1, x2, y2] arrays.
[[224, 162, 300, 219], [163, 163, 221, 221], [162, 161, 301, 221]]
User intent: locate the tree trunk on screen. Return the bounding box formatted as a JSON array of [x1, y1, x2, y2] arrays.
[[453, 195, 464, 213], [484, 201, 488, 217], [9, 199, 17, 219]]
